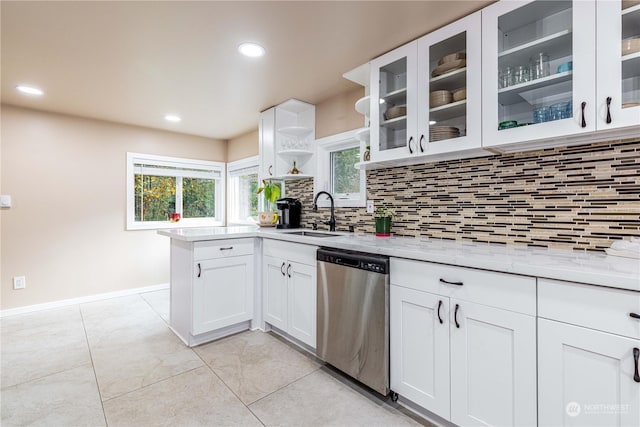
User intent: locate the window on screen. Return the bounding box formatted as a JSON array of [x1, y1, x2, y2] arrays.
[[127, 153, 225, 229], [227, 156, 259, 225], [315, 129, 366, 207], [331, 147, 361, 195]]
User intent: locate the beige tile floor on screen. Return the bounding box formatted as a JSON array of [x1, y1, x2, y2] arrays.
[[1, 290, 428, 426]]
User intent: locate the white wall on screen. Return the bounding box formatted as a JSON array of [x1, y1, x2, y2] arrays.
[[0, 105, 227, 310]]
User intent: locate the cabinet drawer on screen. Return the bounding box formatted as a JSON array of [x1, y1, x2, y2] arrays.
[[391, 258, 536, 315], [538, 279, 640, 339], [194, 238, 254, 260], [263, 239, 317, 265]]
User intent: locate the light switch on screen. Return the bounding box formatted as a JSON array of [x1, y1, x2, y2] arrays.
[[0, 195, 11, 208]]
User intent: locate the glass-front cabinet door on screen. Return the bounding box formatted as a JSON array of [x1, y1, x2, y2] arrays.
[[482, 0, 597, 148], [417, 11, 482, 156], [597, 0, 640, 130], [369, 41, 417, 162]]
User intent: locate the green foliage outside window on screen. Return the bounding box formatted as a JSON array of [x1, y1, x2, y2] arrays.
[[134, 175, 176, 221], [183, 178, 215, 218], [134, 174, 215, 221], [332, 147, 360, 194], [243, 173, 259, 218]]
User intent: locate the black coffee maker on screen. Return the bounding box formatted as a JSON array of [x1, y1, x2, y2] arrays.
[[276, 198, 302, 229]]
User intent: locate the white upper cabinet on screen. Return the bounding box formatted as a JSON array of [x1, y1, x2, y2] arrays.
[[368, 14, 484, 165], [259, 107, 276, 179], [417, 11, 482, 156], [597, 0, 640, 131], [482, 0, 598, 148], [370, 41, 418, 162], [258, 99, 315, 181]]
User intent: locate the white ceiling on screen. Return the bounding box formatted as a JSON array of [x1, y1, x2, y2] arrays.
[[1, 1, 492, 140]]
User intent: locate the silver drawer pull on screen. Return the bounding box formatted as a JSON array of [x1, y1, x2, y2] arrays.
[[219, 247, 234, 251]]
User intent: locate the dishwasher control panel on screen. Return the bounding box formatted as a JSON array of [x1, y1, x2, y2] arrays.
[[317, 248, 389, 274]]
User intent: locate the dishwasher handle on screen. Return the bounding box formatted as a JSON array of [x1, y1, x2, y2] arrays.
[[334, 257, 360, 268]]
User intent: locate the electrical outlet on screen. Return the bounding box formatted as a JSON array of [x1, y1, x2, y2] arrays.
[[13, 276, 26, 290], [366, 200, 374, 214]]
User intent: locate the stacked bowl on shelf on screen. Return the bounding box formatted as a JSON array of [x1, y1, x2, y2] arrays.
[[622, 36, 640, 56], [430, 90, 452, 108], [430, 51, 467, 109], [431, 52, 466, 77]]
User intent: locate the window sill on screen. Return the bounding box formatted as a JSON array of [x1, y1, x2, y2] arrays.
[[127, 219, 224, 231]]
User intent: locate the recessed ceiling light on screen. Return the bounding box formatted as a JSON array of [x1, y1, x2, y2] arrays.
[[164, 115, 181, 123], [238, 42, 265, 58], [429, 120, 437, 125], [16, 85, 43, 96], [379, 99, 385, 104]]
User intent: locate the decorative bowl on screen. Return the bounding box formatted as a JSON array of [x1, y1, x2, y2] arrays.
[[622, 36, 640, 55], [452, 88, 466, 102], [557, 61, 573, 73], [438, 52, 466, 66], [622, 0, 640, 10], [383, 105, 407, 120]]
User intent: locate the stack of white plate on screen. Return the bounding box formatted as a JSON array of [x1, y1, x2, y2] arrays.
[[430, 126, 460, 142]]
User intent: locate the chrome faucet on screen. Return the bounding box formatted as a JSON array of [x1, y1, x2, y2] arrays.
[[312, 191, 336, 231]]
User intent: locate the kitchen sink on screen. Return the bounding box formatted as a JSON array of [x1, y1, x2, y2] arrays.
[[284, 230, 341, 238]]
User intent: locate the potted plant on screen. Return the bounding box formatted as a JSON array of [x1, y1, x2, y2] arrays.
[[374, 207, 396, 237], [257, 179, 281, 226]]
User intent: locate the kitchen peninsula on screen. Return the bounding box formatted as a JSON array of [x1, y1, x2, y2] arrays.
[[160, 226, 639, 425]]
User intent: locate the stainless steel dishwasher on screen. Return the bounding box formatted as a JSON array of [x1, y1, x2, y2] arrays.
[[316, 247, 390, 396]]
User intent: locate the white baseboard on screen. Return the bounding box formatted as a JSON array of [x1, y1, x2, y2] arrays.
[[0, 283, 170, 318]]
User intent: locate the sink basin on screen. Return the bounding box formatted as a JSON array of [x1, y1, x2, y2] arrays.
[[284, 230, 341, 238]]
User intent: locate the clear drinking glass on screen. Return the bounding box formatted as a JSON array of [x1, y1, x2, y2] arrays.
[[531, 53, 550, 79], [501, 66, 515, 87], [514, 65, 530, 84]]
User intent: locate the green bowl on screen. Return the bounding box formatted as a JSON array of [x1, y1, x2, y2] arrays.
[[498, 120, 518, 130]]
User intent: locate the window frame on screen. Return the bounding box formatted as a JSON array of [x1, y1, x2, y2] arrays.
[[314, 129, 366, 208], [126, 152, 225, 230], [226, 155, 260, 226]]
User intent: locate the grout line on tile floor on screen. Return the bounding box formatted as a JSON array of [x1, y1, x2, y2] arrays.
[[78, 304, 109, 426], [318, 365, 433, 426], [139, 293, 169, 326], [98, 364, 206, 404], [191, 343, 267, 427], [245, 364, 322, 408]]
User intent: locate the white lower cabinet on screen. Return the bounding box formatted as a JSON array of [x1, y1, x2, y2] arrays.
[[538, 279, 640, 427], [263, 255, 289, 331], [262, 239, 317, 348], [170, 238, 255, 346], [450, 300, 537, 427], [391, 286, 451, 418], [192, 255, 253, 335], [390, 258, 537, 426]]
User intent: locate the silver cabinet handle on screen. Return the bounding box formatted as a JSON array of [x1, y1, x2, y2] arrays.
[[280, 262, 286, 276], [287, 263, 292, 278], [268, 165, 273, 176]]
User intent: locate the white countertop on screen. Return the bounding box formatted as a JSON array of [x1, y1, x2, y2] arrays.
[[158, 227, 640, 292]]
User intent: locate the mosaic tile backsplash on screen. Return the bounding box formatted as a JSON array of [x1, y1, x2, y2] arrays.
[[285, 139, 640, 252]]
